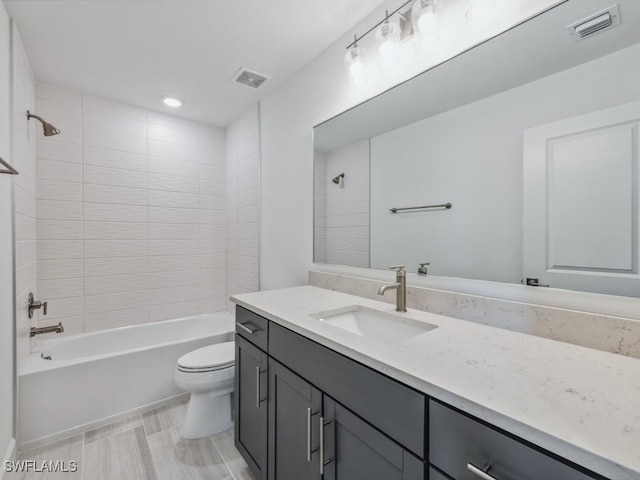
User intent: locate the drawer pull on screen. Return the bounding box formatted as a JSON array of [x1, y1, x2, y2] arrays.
[[320, 416, 325, 475], [237, 322, 257, 334], [467, 463, 498, 480], [307, 407, 312, 462], [256, 366, 261, 409]]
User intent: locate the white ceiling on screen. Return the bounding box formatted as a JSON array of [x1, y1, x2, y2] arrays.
[[4, 0, 387, 127]]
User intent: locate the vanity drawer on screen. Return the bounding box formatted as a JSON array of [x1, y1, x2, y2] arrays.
[[269, 322, 426, 458], [429, 400, 599, 480], [236, 306, 269, 351]]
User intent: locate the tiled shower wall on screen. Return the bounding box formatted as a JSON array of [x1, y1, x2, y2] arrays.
[[225, 105, 260, 311], [35, 84, 227, 336]]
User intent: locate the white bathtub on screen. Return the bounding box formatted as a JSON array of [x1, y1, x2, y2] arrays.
[[18, 312, 235, 450]]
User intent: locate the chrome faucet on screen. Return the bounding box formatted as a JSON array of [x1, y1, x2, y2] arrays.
[[28, 292, 47, 319], [377, 265, 407, 312]]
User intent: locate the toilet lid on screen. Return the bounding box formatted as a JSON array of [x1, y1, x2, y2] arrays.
[[177, 342, 235, 371]]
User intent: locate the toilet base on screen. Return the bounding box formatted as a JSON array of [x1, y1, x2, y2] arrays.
[[182, 390, 233, 439]]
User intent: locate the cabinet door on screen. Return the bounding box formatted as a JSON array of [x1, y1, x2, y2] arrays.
[[235, 334, 268, 480], [268, 360, 322, 480], [322, 397, 425, 480]]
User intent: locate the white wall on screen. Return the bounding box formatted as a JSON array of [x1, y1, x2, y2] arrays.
[[322, 140, 370, 268], [34, 85, 227, 336], [225, 106, 261, 311], [368, 43, 640, 283], [259, 0, 557, 289], [0, 1, 16, 468]]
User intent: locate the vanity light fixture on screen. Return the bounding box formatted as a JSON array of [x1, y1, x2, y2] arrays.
[[162, 96, 183, 108]]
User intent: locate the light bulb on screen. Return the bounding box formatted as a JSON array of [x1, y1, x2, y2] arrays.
[[162, 97, 183, 108], [412, 0, 439, 34], [344, 43, 366, 87], [466, 0, 497, 20], [376, 18, 400, 67]]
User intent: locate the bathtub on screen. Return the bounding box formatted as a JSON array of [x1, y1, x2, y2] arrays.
[[18, 312, 235, 450]]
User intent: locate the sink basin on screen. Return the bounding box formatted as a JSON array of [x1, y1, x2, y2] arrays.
[[311, 305, 437, 343]]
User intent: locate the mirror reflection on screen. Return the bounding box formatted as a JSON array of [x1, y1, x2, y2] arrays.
[[314, 0, 640, 296]]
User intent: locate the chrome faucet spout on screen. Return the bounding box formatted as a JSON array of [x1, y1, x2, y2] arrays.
[[377, 283, 400, 295]]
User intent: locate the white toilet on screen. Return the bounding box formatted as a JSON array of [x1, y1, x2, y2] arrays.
[[174, 341, 235, 439]]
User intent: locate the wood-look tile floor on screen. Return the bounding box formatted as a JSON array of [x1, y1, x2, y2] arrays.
[[10, 398, 255, 480]]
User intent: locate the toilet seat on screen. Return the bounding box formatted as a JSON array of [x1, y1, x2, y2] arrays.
[[177, 341, 234, 373]]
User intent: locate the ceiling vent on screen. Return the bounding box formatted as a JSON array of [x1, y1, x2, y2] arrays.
[[567, 5, 620, 42], [231, 67, 270, 89]]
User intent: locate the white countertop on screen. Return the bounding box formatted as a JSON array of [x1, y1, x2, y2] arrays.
[[232, 285, 640, 480]]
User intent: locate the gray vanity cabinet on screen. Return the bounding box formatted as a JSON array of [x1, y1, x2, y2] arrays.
[[268, 359, 322, 480], [235, 335, 268, 480]]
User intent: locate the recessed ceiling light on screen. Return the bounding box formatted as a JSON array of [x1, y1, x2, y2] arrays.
[[163, 97, 183, 108]]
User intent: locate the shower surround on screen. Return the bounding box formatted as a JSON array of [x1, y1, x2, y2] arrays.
[[34, 84, 228, 337]]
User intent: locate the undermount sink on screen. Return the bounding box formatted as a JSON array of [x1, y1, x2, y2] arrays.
[[311, 305, 437, 343]]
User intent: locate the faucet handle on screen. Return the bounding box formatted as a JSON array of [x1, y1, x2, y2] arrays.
[[389, 265, 406, 272]]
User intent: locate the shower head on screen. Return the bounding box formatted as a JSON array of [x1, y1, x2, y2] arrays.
[[332, 173, 345, 185], [27, 111, 61, 136]]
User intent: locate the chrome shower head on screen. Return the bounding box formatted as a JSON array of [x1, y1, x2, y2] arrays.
[[332, 173, 345, 185], [27, 111, 61, 136]]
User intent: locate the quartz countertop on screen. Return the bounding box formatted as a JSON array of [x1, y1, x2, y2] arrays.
[[231, 285, 640, 480]]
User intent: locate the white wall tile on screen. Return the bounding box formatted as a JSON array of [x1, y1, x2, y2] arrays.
[[38, 277, 84, 299], [200, 194, 225, 210], [149, 270, 200, 289], [148, 255, 201, 273], [148, 140, 198, 163], [38, 240, 83, 260], [148, 223, 200, 239], [149, 190, 199, 209], [42, 296, 83, 320], [16, 214, 36, 241], [84, 239, 148, 258], [84, 203, 148, 223], [15, 241, 37, 269], [38, 200, 83, 221], [149, 156, 199, 178], [198, 124, 225, 154], [84, 146, 148, 172], [16, 263, 37, 297], [37, 220, 82, 239], [200, 209, 226, 225], [238, 187, 259, 208], [149, 173, 199, 193], [201, 297, 227, 314], [149, 206, 198, 224], [36, 84, 81, 107], [84, 184, 148, 206], [238, 205, 259, 224], [149, 239, 199, 256], [199, 163, 225, 180], [85, 273, 149, 296], [37, 159, 82, 183], [84, 222, 148, 240], [148, 113, 199, 147], [15, 185, 37, 218], [148, 285, 200, 306], [36, 138, 82, 163], [84, 164, 148, 189], [38, 259, 84, 280], [84, 128, 147, 155], [36, 179, 82, 202], [35, 98, 82, 144], [84, 290, 149, 314], [84, 257, 148, 277]]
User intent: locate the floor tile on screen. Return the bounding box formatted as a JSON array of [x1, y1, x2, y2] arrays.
[[211, 430, 255, 480], [85, 414, 143, 444], [147, 425, 231, 480], [17, 434, 83, 479], [142, 399, 188, 436], [84, 426, 157, 480]]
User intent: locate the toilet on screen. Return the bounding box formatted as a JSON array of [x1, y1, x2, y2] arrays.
[[174, 341, 235, 439]]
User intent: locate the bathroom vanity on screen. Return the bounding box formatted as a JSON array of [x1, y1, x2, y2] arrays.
[[232, 286, 639, 480]]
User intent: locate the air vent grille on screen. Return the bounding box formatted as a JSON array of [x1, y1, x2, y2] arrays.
[[231, 67, 270, 89], [567, 5, 620, 42]]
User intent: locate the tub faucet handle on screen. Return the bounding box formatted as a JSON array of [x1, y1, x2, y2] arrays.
[[28, 292, 48, 319]]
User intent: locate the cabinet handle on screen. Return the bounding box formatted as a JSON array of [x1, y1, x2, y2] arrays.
[[467, 463, 498, 480], [306, 407, 312, 462], [237, 321, 257, 334], [320, 416, 325, 475], [256, 366, 261, 409]]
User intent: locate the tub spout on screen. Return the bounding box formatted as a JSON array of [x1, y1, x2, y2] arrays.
[[30, 322, 64, 337]]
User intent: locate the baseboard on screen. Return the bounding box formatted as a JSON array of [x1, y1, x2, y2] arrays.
[[1, 437, 16, 480], [18, 393, 188, 452]]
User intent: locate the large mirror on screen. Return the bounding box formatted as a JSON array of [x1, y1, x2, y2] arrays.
[[314, 0, 640, 297]]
